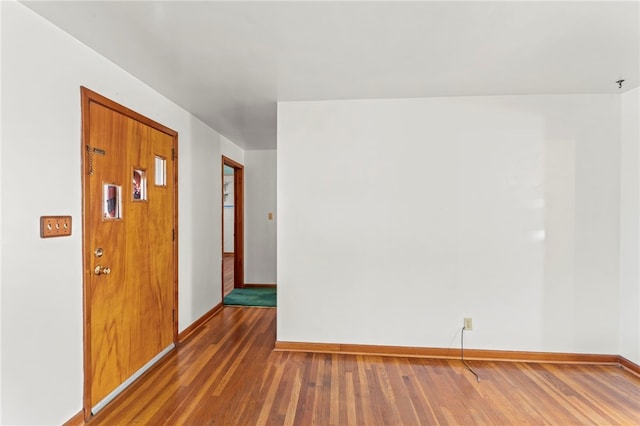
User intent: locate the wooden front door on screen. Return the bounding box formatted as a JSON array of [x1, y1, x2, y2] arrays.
[[81, 87, 178, 417]]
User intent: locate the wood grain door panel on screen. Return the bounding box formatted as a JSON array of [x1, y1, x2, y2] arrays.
[[82, 88, 177, 416]]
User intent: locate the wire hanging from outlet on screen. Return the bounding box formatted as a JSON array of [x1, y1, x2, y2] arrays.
[[461, 327, 480, 382]]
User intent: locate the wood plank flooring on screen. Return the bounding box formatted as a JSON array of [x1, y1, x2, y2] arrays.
[[223, 254, 234, 297], [88, 307, 640, 425]]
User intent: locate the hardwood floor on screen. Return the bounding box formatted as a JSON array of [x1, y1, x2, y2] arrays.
[[223, 254, 234, 297], [88, 307, 640, 425]]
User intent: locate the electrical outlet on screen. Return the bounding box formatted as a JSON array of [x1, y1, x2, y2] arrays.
[[40, 216, 72, 238], [464, 317, 473, 330]]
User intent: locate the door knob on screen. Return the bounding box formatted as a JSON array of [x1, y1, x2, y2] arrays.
[[94, 265, 111, 275]]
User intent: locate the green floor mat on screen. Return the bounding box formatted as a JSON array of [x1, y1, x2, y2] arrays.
[[224, 287, 276, 307]]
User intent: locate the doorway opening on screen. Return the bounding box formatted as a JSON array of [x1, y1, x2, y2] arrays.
[[221, 156, 244, 299]]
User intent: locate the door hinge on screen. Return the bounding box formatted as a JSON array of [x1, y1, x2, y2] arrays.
[[172, 229, 175, 241], [172, 148, 175, 160], [172, 309, 175, 322]]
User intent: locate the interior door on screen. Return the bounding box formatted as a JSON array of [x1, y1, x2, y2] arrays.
[[221, 156, 244, 294], [81, 87, 178, 416]]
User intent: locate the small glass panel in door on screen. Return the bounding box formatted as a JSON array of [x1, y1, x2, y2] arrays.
[[132, 168, 147, 201], [155, 156, 166, 186], [103, 184, 122, 219]]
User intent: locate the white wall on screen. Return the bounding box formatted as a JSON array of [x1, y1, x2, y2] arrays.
[[278, 94, 621, 356], [619, 87, 640, 365], [245, 150, 277, 284], [221, 135, 245, 165], [0, 2, 240, 424], [0, 2, 3, 419], [179, 117, 228, 334]]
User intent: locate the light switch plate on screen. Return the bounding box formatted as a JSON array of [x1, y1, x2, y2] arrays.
[[40, 216, 72, 238]]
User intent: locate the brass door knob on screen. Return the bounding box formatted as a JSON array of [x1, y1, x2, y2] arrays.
[[94, 265, 111, 275]]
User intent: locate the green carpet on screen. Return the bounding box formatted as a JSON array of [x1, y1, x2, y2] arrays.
[[224, 287, 276, 307]]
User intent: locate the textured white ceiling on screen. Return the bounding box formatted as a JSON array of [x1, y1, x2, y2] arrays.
[[23, 1, 640, 150]]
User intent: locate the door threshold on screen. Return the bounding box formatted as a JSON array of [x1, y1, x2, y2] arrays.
[[91, 343, 175, 415]]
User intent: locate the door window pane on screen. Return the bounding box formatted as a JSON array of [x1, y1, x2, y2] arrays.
[[133, 168, 147, 200], [155, 156, 166, 186], [103, 184, 122, 219]]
